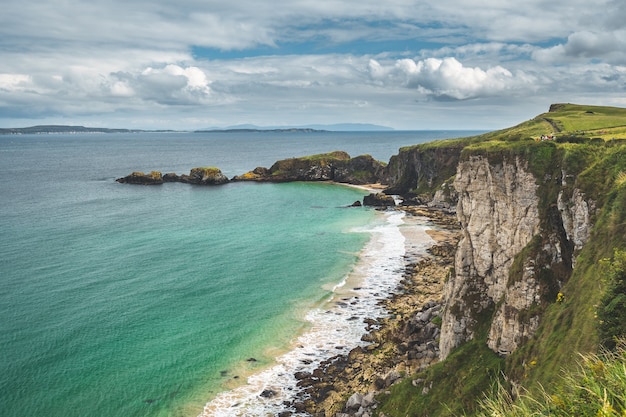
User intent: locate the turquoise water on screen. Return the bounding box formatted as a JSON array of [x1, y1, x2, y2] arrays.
[[0, 131, 479, 416]]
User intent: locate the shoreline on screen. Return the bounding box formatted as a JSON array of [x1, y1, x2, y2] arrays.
[[197, 208, 406, 416], [284, 205, 460, 416], [197, 204, 459, 417]]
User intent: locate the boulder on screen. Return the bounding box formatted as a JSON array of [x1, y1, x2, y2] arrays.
[[363, 193, 396, 207], [345, 393, 364, 411]]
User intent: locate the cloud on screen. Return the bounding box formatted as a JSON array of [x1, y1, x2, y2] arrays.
[[0, 74, 32, 92], [368, 57, 533, 100], [1, 0, 626, 129], [533, 30, 626, 64]]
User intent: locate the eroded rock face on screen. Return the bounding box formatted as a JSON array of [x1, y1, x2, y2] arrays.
[[439, 154, 595, 358], [440, 155, 541, 358], [558, 187, 593, 260]]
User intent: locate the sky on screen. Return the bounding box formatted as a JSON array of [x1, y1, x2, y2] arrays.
[[1, 0, 626, 130]]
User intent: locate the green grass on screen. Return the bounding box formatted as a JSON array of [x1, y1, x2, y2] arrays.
[[478, 340, 626, 417], [540, 103, 626, 133], [299, 150, 351, 161]]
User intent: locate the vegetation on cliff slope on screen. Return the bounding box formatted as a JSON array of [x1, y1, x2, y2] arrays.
[[376, 104, 626, 416], [478, 339, 626, 417]]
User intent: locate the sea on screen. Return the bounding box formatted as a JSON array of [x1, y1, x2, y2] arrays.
[[0, 130, 481, 417]]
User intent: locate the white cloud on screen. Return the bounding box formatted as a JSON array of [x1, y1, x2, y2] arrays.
[[368, 57, 532, 100], [0, 74, 32, 92]]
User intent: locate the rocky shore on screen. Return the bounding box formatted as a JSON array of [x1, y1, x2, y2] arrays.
[[280, 205, 460, 417]]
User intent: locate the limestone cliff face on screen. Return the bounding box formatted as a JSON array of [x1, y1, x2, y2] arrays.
[[437, 154, 595, 358]]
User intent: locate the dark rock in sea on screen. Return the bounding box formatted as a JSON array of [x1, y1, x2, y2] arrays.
[[363, 192, 396, 207], [163, 172, 180, 182], [351, 200, 362, 207], [260, 389, 277, 398], [116, 171, 164, 185], [294, 371, 313, 380]]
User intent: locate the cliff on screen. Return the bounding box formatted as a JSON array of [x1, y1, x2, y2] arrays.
[[373, 104, 626, 416], [439, 146, 596, 358]]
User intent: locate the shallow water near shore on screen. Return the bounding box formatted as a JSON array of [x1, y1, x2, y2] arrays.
[[0, 130, 476, 417]]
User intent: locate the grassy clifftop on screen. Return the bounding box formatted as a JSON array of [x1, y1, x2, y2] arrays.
[[470, 102, 626, 142]]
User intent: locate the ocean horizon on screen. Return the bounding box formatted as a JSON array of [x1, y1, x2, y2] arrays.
[[0, 130, 480, 416]]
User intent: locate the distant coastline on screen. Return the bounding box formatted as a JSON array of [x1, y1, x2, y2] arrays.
[[0, 122, 395, 135], [194, 128, 325, 133], [0, 125, 177, 135]]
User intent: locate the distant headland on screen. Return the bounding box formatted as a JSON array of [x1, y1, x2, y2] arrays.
[[0, 123, 394, 135]]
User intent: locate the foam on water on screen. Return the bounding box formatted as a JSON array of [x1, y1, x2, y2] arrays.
[[199, 210, 433, 416]]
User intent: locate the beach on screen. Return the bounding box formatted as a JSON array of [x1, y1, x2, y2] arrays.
[[283, 205, 460, 416]]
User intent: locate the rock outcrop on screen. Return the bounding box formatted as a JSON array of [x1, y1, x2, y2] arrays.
[[362, 192, 396, 207], [116, 171, 164, 185], [382, 141, 466, 200], [117, 167, 229, 186], [232, 151, 386, 185]]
